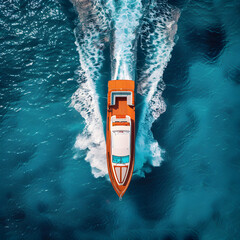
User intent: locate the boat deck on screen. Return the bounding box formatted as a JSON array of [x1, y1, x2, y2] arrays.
[[106, 80, 135, 198]]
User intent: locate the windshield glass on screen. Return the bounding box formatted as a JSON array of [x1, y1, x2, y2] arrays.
[[112, 155, 129, 164]]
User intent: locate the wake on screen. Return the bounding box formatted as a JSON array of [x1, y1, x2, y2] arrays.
[[70, 0, 109, 177], [110, 0, 143, 80], [70, 0, 180, 178], [135, 1, 180, 175]]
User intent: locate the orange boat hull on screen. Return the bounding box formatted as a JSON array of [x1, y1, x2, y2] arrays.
[[106, 80, 135, 198]]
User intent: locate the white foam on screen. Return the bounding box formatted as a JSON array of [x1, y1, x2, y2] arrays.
[[110, 0, 143, 80], [71, 0, 110, 178], [71, 82, 107, 178], [135, 2, 180, 174]]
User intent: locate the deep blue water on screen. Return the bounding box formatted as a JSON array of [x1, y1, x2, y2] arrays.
[[1, 0, 240, 239]]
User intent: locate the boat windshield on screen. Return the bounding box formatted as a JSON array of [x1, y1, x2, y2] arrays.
[[112, 155, 129, 164]]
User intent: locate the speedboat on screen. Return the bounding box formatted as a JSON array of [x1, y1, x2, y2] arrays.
[[106, 80, 135, 198]]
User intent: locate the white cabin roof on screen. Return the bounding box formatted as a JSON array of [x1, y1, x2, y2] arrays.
[[111, 129, 130, 156]]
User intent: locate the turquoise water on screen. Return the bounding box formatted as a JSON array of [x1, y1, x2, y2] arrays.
[[1, 0, 240, 239]]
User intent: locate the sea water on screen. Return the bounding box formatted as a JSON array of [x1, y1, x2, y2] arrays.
[[0, 0, 240, 239]]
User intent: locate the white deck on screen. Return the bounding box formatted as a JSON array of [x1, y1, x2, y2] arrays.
[[110, 115, 131, 185], [111, 129, 130, 156]]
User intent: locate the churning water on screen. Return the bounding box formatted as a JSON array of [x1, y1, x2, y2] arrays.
[[71, 0, 179, 177]]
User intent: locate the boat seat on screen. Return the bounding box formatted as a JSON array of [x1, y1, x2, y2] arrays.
[[110, 91, 133, 106]]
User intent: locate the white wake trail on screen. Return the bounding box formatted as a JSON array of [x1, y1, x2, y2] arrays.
[[135, 1, 180, 175], [71, 0, 110, 177], [110, 0, 143, 80], [71, 0, 180, 178]]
